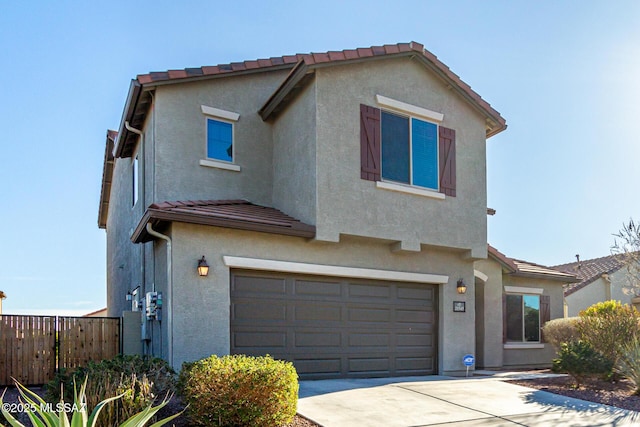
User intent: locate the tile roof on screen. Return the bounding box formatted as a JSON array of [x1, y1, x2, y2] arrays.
[[488, 245, 579, 282], [114, 41, 507, 158], [132, 200, 316, 243], [553, 254, 629, 296]]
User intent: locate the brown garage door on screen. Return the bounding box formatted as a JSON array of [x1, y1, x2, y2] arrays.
[[230, 271, 438, 379]]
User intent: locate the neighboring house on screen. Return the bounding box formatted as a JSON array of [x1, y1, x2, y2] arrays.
[[555, 254, 636, 316], [474, 246, 578, 369], [83, 308, 108, 317], [98, 41, 571, 378]]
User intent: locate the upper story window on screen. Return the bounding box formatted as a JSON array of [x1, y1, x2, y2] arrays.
[[360, 95, 456, 198], [200, 105, 241, 172], [381, 111, 438, 190], [207, 118, 233, 162]]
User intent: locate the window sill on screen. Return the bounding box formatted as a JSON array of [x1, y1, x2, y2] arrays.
[[376, 181, 445, 200], [503, 343, 544, 350], [200, 159, 241, 172]]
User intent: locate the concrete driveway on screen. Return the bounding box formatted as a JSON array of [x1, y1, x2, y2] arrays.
[[298, 375, 640, 426]]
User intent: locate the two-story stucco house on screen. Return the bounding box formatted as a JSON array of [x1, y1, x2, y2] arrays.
[[98, 42, 576, 378]]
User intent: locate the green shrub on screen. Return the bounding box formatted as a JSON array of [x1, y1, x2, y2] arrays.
[[45, 355, 176, 426], [616, 337, 640, 395], [577, 300, 640, 367], [179, 354, 298, 427], [552, 340, 613, 387], [1, 377, 182, 427], [541, 317, 580, 350]]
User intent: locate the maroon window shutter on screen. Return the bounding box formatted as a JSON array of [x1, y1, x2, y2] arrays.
[[540, 295, 551, 343], [360, 104, 381, 181], [438, 126, 456, 196], [502, 294, 507, 343]]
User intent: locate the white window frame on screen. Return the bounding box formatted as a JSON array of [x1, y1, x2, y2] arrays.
[[200, 105, 241, 172], [376, 95, 444, 196]]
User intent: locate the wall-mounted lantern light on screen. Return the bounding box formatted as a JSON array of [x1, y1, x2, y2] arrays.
[[197, 256, 210, 277], [456, 279, 467, 294], [126, 290, 133, 301]]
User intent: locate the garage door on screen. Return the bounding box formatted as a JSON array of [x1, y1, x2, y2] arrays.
[[230, 271, 438, 379]]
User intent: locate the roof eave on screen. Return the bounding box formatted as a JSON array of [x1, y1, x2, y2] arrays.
[[509, 271, 581, 283], [114, 80, 142, 158], [98, 131, 116, 229], [132, 208, 316, 244]]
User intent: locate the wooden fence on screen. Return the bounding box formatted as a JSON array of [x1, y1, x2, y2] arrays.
[[0, 315, 120, 386]]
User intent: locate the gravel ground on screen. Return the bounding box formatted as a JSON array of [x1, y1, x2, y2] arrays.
[[509, 374, 640, 412], [0, 385, 320, 426]]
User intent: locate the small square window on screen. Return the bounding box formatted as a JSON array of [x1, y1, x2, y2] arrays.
[[206, 118, 233, 163]]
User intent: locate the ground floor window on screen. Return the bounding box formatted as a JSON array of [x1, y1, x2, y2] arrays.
[[505, 294, 540, 342]]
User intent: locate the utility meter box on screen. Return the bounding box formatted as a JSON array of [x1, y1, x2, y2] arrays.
[[146, 292, 158, 320]]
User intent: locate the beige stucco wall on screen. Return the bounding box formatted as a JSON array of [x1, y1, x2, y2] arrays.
[[474, 258, 566, 369], [152, 70, 288, 206], [166, 222, 476, 375], [473, 259, 504, 369], [271, 79, 317, 225], [313, 58, 488, 255]]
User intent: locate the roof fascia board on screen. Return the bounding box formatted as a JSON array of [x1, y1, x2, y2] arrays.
[[487, 251, 518, 273], [132, 209, 316, 243], [141, 63, 296, 89], [97, 133, 115, 229], [410, 55, 506, 138], [114, 80, 142, 158], [509, 271, 581, 283], [259, 60, 311, 120]]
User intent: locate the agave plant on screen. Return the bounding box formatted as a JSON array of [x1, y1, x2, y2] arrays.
[[0, 377, 183, 427]]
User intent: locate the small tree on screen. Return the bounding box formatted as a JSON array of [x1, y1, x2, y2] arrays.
[[612, 219, 640, 296]]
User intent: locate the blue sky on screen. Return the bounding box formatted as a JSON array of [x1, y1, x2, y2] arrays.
[[1, 1, 639, 314]]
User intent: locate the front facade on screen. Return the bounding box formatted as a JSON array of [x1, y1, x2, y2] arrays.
[[99, 42, 522, 377], [474, 246, 578, 369]]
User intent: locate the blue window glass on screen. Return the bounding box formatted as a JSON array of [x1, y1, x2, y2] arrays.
[[381, 111, 410, 184], [207, 119, 233, 162], [411, 119, 438, 190]]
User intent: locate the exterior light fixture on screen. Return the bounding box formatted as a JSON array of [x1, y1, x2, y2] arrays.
[[456, 279, 467, 294], [197, 256, 210, 277], [126, 290, 133, 301]]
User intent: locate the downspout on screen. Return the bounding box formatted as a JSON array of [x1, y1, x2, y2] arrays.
[[126, 122, 147, 292], [145, 223, 173, 367]]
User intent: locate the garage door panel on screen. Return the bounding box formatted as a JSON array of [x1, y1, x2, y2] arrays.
[[397, 333, 432, 347], [233, 331, 286, 348], [348, 357, 389, 373], [294, 304, 342, 321], [232, 276, 286, 295], [396, 357, 431, 372], [294, 358, 342, 376], [294, 331, 341, 347], [294, 280, 342, 296], [348, 332, 390, 347], [348, 307, 390, 322], [397, 286, 434, 301], [232, 301, 286, 321], [348, 283, 391, 298], [396, 309, 431, 323], [231, 272, 437, 379]]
